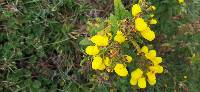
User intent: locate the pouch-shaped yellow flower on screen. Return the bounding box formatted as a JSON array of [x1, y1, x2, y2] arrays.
[[141, 29, 155, 41], [114, 64, 128, 77], [114, 31, 126, 44], [135, 18, 148, 32], [132, 4, 142, 16], [85, 46, 99, 56], [92, 56, 106, 70], [91, 35, 109, 46], [92, 56, 103, 70]]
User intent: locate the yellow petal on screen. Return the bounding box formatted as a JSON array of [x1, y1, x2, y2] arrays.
[[152, 57, 162, 65], [135, 18, 148, 32], [141, 46, 149, 54], [178, 0, 184, 4], [141, 29, 155, 41], [148, 79, 156, 85], [156, 65, 164, 73], [92, 61, 101, 70], [132, 4, 142, 16], [149, 65, 164, 74], [147, 72, 156, 80], [98, 63, 106, 70], [114, 31, 126, 44], [130, 78, 138, 85], [146, 72, 157, 85], [138, 77, 146, 88], [145, 50, 157, 60]]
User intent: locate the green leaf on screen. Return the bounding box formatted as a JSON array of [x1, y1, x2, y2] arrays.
[[114, 0, 131, 19], [79, 38, 92, 46]]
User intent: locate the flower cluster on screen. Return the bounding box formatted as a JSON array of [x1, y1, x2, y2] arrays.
[[85, 31, 132, 77], [132, 4, 157, 41], [83, 0, 164, 89], [130, 46, 163, 88]]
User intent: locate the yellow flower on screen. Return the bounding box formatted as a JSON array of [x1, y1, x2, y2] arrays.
[[141, 46, 149, 54], [114, 64, 128, 77], [125, 55, 133, 63], [138, 77, 146, 88], [149, 65, 163, 74], [178, 0, 184, 4], [104, 57, 111, 66], [145, 50, 157, 60], [92, 56, 103, 70], [150, 19, 158, 24], [132, 4, 142, 17], [130, 69, 147, 88], [85, 46, 99, 56], [91, 35, 109, 46], [141, 28, 155, 41], [114, 31, 126, 44], [146, 72, 156, 85], [92, 56, 106, 70], [135, 18, 148, 32], [131, 68, 143, 80]]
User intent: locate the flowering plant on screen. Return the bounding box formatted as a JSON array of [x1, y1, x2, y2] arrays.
[[80, 0, 164, 89]]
